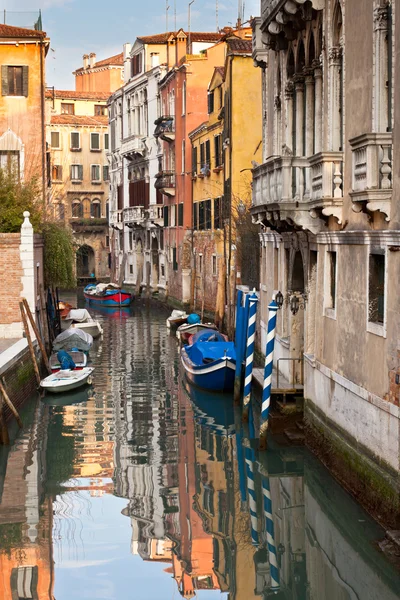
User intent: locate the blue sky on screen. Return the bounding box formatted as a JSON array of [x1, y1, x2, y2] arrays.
[[4, 0, 259, 89]]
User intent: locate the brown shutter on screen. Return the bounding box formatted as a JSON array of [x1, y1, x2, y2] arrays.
[[22, 66, 29, 97], [1, 65, 8, 96]]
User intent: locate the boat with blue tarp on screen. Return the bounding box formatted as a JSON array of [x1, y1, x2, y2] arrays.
[[84, 283, 133, 307], [180, 329, 236, 392]]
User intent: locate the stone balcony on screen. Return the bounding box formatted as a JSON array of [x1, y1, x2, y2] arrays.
[[252, 151, 344, 234], [120, 134, 146, 158], [148, 204, 164, 226], [349, 132, 392, 221], [154, 116, 175, 143], [123, 206, 146, 226], [154, 171, 175, 197], [110, 210, 123, 230]]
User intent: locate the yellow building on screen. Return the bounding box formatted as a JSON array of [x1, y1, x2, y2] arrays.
[[189, 31, 262, 327], [46, 89, 111, 280]]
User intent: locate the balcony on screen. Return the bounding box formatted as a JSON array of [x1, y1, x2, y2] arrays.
[[148, 205, 164, 226], [120, 134, 146, 158], [260, 0, 325, 34], [123, 206, 146, 226], [155, 171, 175, 197], [110, 210, 123, 230], [349, 133, 392, 221], [154, 116, 175, 143], [252, 17, 269, 67], [70, 218, 108, 233], [252, 151, 344, 234]]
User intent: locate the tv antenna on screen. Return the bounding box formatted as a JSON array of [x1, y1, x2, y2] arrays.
[[166, 0, 170, 31], [188, 0, 195, 49], [216, 0, 219, 31]]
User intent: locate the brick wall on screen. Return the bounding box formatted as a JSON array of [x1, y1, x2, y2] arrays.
[[0, 233, 23, 330]]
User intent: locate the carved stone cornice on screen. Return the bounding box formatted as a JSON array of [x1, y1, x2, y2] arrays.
[[328, 46, 342, 65], [285, 80, 295, 99], [374, 5, 389, 31]]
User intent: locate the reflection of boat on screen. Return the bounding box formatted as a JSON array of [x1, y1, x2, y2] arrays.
[[53, 328, 93, 353], [176, 322, 218, 344], [84, 283, 132, 307], [183, 377, 235, 436], [41, 385, 94, 406], [40, 367, 94, 393], [61, 308, 103, 338], [181, 329, 236, 392], [50, 350, 87, 372], [166, 309, 187, 330], [90, 304, 131, 319]]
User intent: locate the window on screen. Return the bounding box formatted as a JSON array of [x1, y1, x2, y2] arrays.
[[368, 251, 385, 326], [181, 140, 185, 174], [214, 134, 222, 168], [205, 140, 211, 170], [52, 164, 63, 181], [163, 205, 169, 227], [91, 164, 101, 182], [199, 201, 205, 230], [199, 254, 203, 273], [161, 264, 165, 278], [90, 133, 100, 150], [2, 66, 28, 96], [70, 132, 80, 150], [91, 201, 101, 218], [192, 147, 197, 176], [214, 197, 221, 229], [51, 131, 60, 149], [103, 165, 110, 181], [129, 231, 133, 250], [324, 249, 337, 315], [70, 164, 83, 181], [182, 80, 186, 115], [72, 201, 83, 217], [207, 91, 214, 114], [61, 102, 74, 115], [172, 247, 178, 271], [11, 566, 38, 599], [205, 199, 212, 229], [94, 104, 107, 116], [131, 53, 142, 77], [0, 151, 19, 174], [178, 203, 183, 227], [104, 133, 109, 150], [212, 254, 217, 275], [151, 53, 160, 68], [193, 203, 198, 230]]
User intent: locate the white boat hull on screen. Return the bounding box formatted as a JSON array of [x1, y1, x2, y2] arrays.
[[40, 367, 94, 394], [71, 321, 103, 339]]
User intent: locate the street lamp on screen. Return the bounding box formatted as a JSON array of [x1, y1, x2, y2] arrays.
[[290, 294, 299, 315], [275, 290, 284, 309]]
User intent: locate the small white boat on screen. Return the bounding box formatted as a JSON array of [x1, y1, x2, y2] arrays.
[[50, 351, 87, 373], [40, 367, 94, 394], [176, 322, 218, 344], [166, 310, 188, 330], [53, 328, 93, 353], [61, 309, 103, 339]]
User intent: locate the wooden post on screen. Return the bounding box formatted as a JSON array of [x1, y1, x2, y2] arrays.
[[19, 301, 41, 386], [0, 397, 10, 445], [0, 379, 22, 428], [22, 298, 51, 374]]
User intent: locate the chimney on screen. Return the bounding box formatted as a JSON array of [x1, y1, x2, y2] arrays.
[[123, 43, 132, 61], [83, 54, 89, 69], [89, 52, 96, 68]]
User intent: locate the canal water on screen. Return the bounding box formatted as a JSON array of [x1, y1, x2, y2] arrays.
[[0, 300, 399, 599]]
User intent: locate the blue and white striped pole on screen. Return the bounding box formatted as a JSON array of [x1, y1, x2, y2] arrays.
[[245, 446, 259, 547], [262, 476, 280, 592], [242, 291, 258, 421], [259, 300, 278, 450]]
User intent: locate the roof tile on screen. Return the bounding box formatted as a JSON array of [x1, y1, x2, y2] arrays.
[[46, 90, 110, 101], [0, 23, 46, 39], [50, 114, 108, 127], [226, 38, 252, 54]]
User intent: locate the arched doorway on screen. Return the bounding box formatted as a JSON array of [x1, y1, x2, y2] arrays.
[[77, 245, 95, 278], [289, 250, 305, 385], [151, 235, 159, 288]]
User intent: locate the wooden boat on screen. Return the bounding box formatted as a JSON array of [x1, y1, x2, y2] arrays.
[[61, 309, 103, 339], [40, 367, 94, 394], [166, 310, 188, 330], [53, 328, 93, 353], [176, 322, 218, 344], [50, 351, 87, 373], [180, 329, 236, 393], [84, 283, 132, 307]]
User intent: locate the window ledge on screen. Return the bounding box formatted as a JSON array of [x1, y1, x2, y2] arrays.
[[324, 307, 337, 320], [91, 181, 102, 185], [70, 148, 82, 152], [71, 180, 82, 184], [213, 166, 223, 173], [52, 179, 63, 183], [90, 149, 102, 152], [367, 321, 386, 338]]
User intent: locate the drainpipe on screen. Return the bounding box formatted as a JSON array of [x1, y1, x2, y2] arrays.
[[40, 38, 46, 209], [227, 54, 233, 335]]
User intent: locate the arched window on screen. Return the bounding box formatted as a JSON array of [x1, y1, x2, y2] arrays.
[[297, 39, 306, 73], [308, 32, 316, 66], [72, 201, 82, 218], [330, 0, 344, 151], [91, 200, 101, 218], [82, 198, 90, 218], [287, 47, 295, 79]]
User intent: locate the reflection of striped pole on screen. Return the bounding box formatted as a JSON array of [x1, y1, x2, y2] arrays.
[[262, 476, 280, 592], [259, 300, 278, 450], [245, 446, 259, 546], [243, 292, 258, 421]]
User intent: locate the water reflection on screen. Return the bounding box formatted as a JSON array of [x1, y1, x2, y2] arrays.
[[0, 302, 399, 599]]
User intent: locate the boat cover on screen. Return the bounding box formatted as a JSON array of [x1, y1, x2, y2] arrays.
[[187, 313, 201, 325], [186, 341, 236, 365], [53, 328, 93, 352], [65, 309, 91, 322], [191, 329, 227, 344]]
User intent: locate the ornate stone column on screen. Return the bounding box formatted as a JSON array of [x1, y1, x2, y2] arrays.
[[284, 80, 294, 153], [328, 46, 343, 151], [304, 70, 315, 197], [313, 62, 323, 153], [295, 76, 305, 156], [373, 4, 389, 132]]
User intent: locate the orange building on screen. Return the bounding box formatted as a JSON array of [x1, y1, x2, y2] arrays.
[[0, 23, 49, 198], [73, 52, 123, 93]]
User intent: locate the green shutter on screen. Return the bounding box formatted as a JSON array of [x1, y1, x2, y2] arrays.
[[1, 65, 8, 96], [22, 66, 29, 97], [78, 165, 83, 180]]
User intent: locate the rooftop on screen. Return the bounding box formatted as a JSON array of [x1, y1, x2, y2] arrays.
[[46, 89, 110, 101], [137, 30, 223, 45], [0, 23, 46, 39], [50, 114, 108, 127], [74, 52, 124, 73], [226, 37, 252, 54]]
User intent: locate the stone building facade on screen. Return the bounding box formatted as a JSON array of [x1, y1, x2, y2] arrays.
[[252, 0, 399, 526]]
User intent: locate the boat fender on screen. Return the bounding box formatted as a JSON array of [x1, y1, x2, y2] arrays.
[[87, 375, 93, 385]]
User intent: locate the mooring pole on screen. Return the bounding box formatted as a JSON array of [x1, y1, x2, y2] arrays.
[[262, 475, 280, 592], [242, 291, 258, 421], [234, 289, 244, 404], [245, 444, 259, 547], [259, 300, 278, 450]]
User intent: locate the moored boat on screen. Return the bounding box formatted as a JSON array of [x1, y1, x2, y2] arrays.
[[176, 322, 218, 344], [166, 310, 188, 330], [50, 350, 87, 373], [53, 328, 93, 353], [84, 283, 132, 307], [40, 367, 94, 394], [180, 329, 236, 393], [61, 308, 103, 338]]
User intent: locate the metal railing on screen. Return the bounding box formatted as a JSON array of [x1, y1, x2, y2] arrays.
[[276, 357, 304, 390]]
